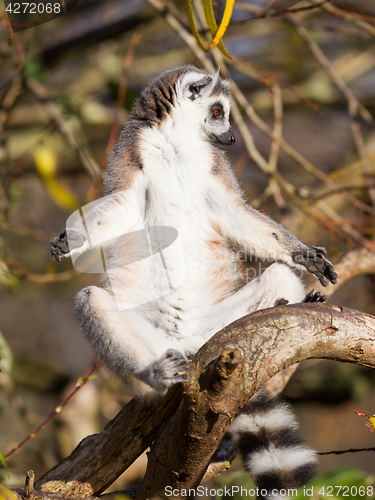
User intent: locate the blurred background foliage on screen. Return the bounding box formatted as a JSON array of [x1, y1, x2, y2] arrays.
[[0, 0, 375, 497]]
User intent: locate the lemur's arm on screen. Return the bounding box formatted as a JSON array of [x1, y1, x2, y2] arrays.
[[51, 190, 143, 263], [209, 185, 337, 287]]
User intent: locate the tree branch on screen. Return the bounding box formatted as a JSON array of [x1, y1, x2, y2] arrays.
[[35, 303, 375, 499], [35, 387, 181, 496], [323, 243, 375, 297]]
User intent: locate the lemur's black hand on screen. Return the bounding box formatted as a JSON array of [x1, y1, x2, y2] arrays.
[[303, 289, 326, 303], [291, 246, 338, 287], [51, 228, 86, 263]]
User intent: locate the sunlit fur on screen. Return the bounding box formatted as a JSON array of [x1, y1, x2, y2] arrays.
[[66, 66, 317, 496]]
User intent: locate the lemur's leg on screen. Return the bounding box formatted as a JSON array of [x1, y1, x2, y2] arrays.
[[75, 286, 188, 392], [199, 263, 305, 341]]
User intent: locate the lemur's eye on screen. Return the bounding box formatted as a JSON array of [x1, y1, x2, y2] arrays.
[[212, 103, 224, 119]]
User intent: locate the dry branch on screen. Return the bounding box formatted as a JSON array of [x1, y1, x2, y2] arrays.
[[290, 18, 372, 125], [0, 75, 22, 134], [25, 78, 101, 182], [320, 2, 375, 38], [35, 303, 375, 499], [323, 244, 375, 297], [289, 18, 375, 209], [35, 388, 182, 496]]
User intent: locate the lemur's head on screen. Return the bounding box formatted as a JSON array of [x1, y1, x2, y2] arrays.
[[131, 66, 235, 147]]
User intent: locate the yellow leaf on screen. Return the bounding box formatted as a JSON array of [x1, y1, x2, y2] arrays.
[[0, 485, 17, 500], [44, 178, 79, 211], [34, 145, 79, 210], [34, 144, 57, 177], [202, 0, 233, 58], [209, 0, 235, 50], [369, 416, 375, 430]]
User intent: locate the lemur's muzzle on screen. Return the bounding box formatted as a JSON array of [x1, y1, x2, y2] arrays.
[[212, 128, 236, 146]]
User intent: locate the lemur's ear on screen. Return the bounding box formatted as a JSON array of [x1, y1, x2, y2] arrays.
[[184, 75, 213, 101]]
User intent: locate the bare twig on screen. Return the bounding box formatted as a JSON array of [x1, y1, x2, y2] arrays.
[[313, 201, 368, 246], [229, 98, 270, 173], [5, 257, 79, 283], [219, 63, 374, 246], [303, 183, 374, 204], [288, 19, 372, 126], [224, 61, 375, 218], [350, 119, 375, 209], [234, 0, 332, 23], [261, 0, 281, 16], [268, 84, 283, 173], [0, 75, 22, 134], [320, 2, 375, 38], [147, 0, 215, 71], [104, 27, 142, 160], [27, 271, 80, 284], [0, 221, 55, 241], [267, 84, 286, 208], [0, 12, 24, 71], [323, 243, 375, 297], [318, 447, 375, 456], [26, 78, 102, 182], [290, 18, 375, 208], [266, 0, 333, 18], [301, 21, 372, 39], [3, 364, 99, 463]]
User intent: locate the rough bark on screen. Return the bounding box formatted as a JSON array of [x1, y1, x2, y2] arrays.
[[138, 303, 375, 499], [35, 303, 375, 499], [35, 387, 181, 496]]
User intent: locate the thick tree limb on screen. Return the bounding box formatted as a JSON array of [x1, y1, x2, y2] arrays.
[[138, 303, 375, 499], [198, 363, 302, 483], [35, 387, 181, 496], [35, 303, 375, 498]]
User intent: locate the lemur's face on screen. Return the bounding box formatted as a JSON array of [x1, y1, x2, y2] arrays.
[[175, 71, 235, 146]]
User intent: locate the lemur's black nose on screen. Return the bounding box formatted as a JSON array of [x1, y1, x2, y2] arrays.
[[213, 128, 236, 146]]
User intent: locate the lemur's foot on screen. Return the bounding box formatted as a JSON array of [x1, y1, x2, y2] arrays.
[[146, 349, 189, 392], [51, 228, 86, 263], [292, 246, 338, 287], [274, 298, 289, 307], [303, 289, 326, 303]]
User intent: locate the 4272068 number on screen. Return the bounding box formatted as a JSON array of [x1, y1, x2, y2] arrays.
[[318, 485, 373, 497], [5, 2, 61, 14]]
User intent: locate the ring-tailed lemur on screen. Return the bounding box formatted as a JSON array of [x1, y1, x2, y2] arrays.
[[51, 66, 337, 499]]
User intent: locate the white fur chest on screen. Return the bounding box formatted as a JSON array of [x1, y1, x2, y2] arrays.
[[132, 123, 241, 339], [138, 120, 214, 221]]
